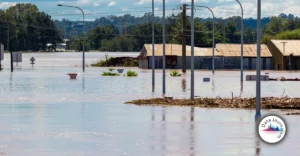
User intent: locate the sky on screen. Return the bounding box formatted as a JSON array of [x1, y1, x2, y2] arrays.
[[0, 0, 300, 21]]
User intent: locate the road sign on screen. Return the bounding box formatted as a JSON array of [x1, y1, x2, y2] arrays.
[[30, 57, 35, 66], [0, 44, 4, 61], [30, 57, 35, 63], [13, 52, 22, 63]]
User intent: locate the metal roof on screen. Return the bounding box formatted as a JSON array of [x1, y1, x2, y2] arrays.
[[139, 44, 221, 58], [215, 44, 272, 57], [139, 43, 272, 58], [270, 40, 300, 56]]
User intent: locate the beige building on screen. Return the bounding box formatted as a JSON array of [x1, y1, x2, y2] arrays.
[[216, 44, 273, 70], [267, 40, 300, 70], [138, 44, 220, 69], [138, 43, 273, 70]]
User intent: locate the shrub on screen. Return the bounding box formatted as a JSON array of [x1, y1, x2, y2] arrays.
[[127, 70, 138, 77], [108, 68, 115, 72], [170, 70, 182, 77], [102, 71, 120, 76]]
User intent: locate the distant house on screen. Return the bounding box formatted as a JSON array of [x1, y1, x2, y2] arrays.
[[138, 43, 273, 70], [267, 40, 300, 70], [216, 44, 273, 70], [56, 43, 67, 51]]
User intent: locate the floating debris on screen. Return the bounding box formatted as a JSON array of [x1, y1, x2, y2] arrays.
[[125, 97, 300, 110], [67, 73, 78, 79]]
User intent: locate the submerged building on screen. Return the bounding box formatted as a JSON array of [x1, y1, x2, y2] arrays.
[[138, 43, 273, 70], [138, 44, 221, 69], [216, 44, 273, 70], [267, 40, 300, 70]]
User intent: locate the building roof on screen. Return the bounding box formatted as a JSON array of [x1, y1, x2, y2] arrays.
[[139, 43, 272, 58], [139, 44, 221, 58], [215, 44, 272, 57], [270, 40, 300, 56]]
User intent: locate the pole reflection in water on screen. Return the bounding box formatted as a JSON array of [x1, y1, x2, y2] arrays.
[[151, 107, 155, 155], [82, 74, 85, 92], [190, 107, 195, 156], [212, 79, 215, 92], [182, 78, 187, 92], [81, 74, 85, 128], [240, 81, 244, 97], [161, 107, 166, 156], [9, 73, 13, 91], [255, 121, 261, 156]]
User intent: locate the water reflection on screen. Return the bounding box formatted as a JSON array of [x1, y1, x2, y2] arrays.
[[182, 78, 187, 92], [255, 121, 261, 156], [212, 79, 215, 92], [9, 73, 13, 91], [190, 108, 195, 156], [161, 107, 166, 156], [240, 81, 244, 96], [151, 107, 155, 156], [82, 74, 85, 91]]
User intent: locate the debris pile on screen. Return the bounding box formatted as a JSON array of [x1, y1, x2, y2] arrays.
[[126, 97, 300, 110]]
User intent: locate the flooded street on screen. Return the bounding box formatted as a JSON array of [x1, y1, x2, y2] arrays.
[[0, 52, 299, 155]]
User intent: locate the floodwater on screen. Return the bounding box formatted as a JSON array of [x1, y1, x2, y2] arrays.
[[0, 52, 300, 156]]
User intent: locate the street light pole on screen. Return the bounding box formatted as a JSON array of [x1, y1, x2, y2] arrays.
[[255, 0, 262, 121], [191, 0, 195, 100], [194, 5, 215, 74], [152, 0, 155, 92], [236, 0, 244, 82], [162, 0, 166, 95], [57, 4, 85, 72]]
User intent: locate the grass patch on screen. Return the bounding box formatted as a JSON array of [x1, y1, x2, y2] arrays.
[[127, 70, 138, 77], [170, 70, 182, 77]]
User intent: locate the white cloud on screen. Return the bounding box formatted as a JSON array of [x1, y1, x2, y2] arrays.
[[108, 1, 116, 6], [0, 2, 17, 9], [135, 0, 173, 5], [136, 0, 152, 5]]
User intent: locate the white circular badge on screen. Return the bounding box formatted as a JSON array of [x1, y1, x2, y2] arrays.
[[258, 115, 286, 144]]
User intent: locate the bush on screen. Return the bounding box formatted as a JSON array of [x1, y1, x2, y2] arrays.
[[127, 70, 138, 77], [170, 70, 182, 77], [102, 71, 120, 76], [108, 68, 115, 72]]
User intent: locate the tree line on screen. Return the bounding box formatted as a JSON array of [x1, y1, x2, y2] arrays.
[[0, 3, 62, 52], [68, 12, 300, 52]]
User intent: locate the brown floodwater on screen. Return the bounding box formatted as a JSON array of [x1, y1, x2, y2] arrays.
[[0, 52, 299, 155]]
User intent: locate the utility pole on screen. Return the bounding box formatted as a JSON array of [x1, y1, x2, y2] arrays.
[[255, 0, 261, 122], [191, 0, 195, 100], [182, 4, 187, 73], [236, 0, 244, 82], [152, 0, 155, 92], [281, 42, 287, 70], [162, 0, 166, 95], [9, 19, 12, 72]]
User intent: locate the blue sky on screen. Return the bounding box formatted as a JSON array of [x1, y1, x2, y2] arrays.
[[1, 0, 299, 21]]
